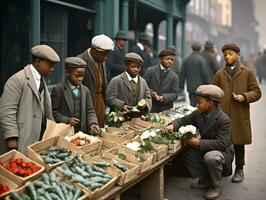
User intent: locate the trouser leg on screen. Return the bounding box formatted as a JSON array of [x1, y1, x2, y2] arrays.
[[234, 145, 245, 169], [189, 93, 197, 107], [182, 148, 208, 178], [204, 150, 225, 188]]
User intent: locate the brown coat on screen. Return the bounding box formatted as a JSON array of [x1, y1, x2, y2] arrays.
[[213, 64, 261, 144]]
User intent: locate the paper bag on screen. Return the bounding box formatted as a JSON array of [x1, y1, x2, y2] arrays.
[[42, 119, 74, 140]]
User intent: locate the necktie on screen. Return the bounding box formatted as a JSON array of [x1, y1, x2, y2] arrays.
[[130, 80, 137, 95], [39, 77, 45, 94]]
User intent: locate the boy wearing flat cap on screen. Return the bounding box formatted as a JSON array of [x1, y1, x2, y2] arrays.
[[51, 57, 99, 134], [77, 34, 114, 128], [144, 48, 179, 112], [107, 52, 152, 112], [162, 84, 234, 200], [213, 42, 261, 183], [0, 45, 60, 154]]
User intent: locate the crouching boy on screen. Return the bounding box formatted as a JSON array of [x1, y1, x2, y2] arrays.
[[162, 84, 234, 200], [51, 57, 99, 134]]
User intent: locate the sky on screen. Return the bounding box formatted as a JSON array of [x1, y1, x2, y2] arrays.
[[253, 0, 266, 50]]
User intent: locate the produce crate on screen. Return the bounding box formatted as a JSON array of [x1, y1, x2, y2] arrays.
[[0, 150, 44, 186], [57, 155, 120, 199], [100, 153, 140, 185], [5, 174, 89, 200], [168, 140, 182, 154], [106, 147, 153, 174], [102, 127, 136, 144], [152, 143, 168, 162], [27, 136, 82, 171], [0, 174, 18, 199]]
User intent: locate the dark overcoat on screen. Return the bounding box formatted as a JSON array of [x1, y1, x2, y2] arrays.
[[51, 81, 98, 134], [213, 64, 261, 144], [144, 65, 179, 112], [106, 72, 152, 111], [171, 107, 234, 175]]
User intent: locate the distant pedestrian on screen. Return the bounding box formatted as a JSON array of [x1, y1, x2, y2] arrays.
[[144, 48, 179, 112], [201, 41, 220, 81], [259, 49, 266, 83], [107, 53, 152, 112], [169, 45, 182, 76], [51, 57, 99, 134], [162, 84, 234, 200], [77, 34, 114, 127], [255, 52, 263, 83], [179, 41, 210, 106], [0, 45, 60, 154], [131, 32, 154, 76], [106, 31, 128, 82], [213, 42, 261, 183]]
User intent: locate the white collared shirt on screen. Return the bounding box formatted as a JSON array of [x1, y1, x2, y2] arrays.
[[160, 64, 168, 72], [29, 64, 41, 90], [137, 42, 144, 51], [126, 72, 138, 83]]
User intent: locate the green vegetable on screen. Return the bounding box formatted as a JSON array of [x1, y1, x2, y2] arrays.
[[113, 163, 128, 172], [92, 164, 107, 174], [93, 161, 110, 167], [116, 153, 127, 160], [27, 183, 37, 200], [9, 192, 24, 200]]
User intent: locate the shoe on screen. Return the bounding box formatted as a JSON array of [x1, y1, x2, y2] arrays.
[[190, 178, 209, 189], [204, 187, 221, 200], [231, 169, 244, 183]]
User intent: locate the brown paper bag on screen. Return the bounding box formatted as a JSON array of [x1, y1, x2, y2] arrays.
[[42, 119, 74, 140]]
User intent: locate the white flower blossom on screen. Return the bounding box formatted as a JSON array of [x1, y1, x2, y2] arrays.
[[140, 129, 157, 139], [126, 141, 141, 151], [178, 125, 196, 135]]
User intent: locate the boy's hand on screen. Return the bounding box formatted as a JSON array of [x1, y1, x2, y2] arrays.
[[68, 117, 80, 126], [6, 137, 18, 150], [233, 94, 245, 102], [185, 137, 200, 147], [122, 105, 133, 112], [161, 124, 174, 134], [90, 124, 100, 132]]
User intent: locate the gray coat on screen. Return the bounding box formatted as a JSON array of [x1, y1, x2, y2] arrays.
[[144, 65, 179, 112], [201, 50, 220, 81], [77, 49, 108, 102], [106, 72, 152, 111], [51, 81, 98, 134], [0, 65, 53, 154], [171, 107, 234, 175], [179, 52, 210, 93]]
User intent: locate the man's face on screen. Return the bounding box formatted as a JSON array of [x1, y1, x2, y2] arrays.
[[67, 68, 85, 86], [92, 49, 110, 63], [35, 59, 55, 77], [116, 39, 127, 49], [223, 49, 239, 65], [160, 55, 174, 69], [126, 61, 141, 78]]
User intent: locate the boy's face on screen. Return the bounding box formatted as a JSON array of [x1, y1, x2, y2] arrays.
[[160, 55, 174, 69], [223, 49, 239, 65], [196, 96, 213, 113], [66, 68, 85, 86], [126, 61, 141, 78], [35, 59, 55, 77]]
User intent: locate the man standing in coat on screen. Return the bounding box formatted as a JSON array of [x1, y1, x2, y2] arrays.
[[77, 34, 114, 128], [201, 41, 220, 81], [0, 45, 60, 154], [162, 84, 234, 200], [106, 31, 128, 82], [106, 53, 152, 112], [213, 42, 261, 183], [144, 48, 179, 112], [179, 42, 210, 106]]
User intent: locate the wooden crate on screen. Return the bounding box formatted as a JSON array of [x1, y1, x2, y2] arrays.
[[0, 150, 44, 186], [152, 143, 168, 162], [106, 147, 153, 174], [27, 136, 82, 171], [5, 177, 89, 200], [0, 174, 18, 199], [168, 140, 182, 154], [100, 153, 140, 185], [102, 127, 136, 144], [72, 135, 102, 154]]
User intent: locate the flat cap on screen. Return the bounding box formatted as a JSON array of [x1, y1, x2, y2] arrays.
[[205, 40, 214, 49], [31, 45, 60, 63], [191, 41, 202, 50], [125, 52, 143, 64], [114, 31, 128, 40], [65, 57, 86, 68], [159, 48, 176, 57], [222, 42, 240, 53], [91, 34, 114, 51], [196, 84, 225, 102]]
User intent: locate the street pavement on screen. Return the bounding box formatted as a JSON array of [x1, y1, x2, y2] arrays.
[[165, 83, 266, 200]]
